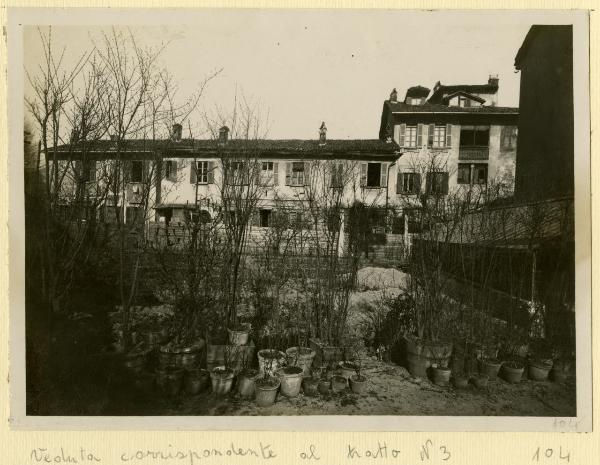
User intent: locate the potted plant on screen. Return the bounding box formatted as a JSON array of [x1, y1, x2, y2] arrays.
[[528, 358, 553, 381], [349, 359, 368, 395], [337, 360, 359, 380], [501, 360, 525, 383], [472, 373, 489, 389], [302, 371, 320, 396], [276, 365, 304, 398], [452, 372, 469, 389], [331, 375, 347, 393], [237, 367, 260, 398], [479, 357, 503, 379], [228, 322, 252, 346], [156, 365, 185, 397], [257, 348, 286, 376], [285, 346, 316, 377], [254, 356, 281, 407], [184, 368, 210, 395], [210, 366, 235, 395], [431, 363, 452, 387]]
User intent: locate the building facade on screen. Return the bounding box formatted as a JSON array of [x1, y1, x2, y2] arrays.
[[379, 76, 519, 214]]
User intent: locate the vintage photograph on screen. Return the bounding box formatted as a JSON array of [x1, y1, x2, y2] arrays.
[[18, 10, 584, 420]]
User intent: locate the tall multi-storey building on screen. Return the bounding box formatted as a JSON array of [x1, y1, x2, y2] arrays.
[[379, 76, 519, 209]]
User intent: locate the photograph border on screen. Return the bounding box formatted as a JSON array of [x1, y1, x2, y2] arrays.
[[5, 6, 593, 432]]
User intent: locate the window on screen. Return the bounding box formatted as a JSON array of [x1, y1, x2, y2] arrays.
[[501, 126, 518, 150], [164, 160, 177, 182], [426, 172, 449, 195], [473, 164, 488, 184], [457, 163, 488, 185], [289, 162, 306, 186], [432, 125, 446, 148], [458, 95, 471, 107], [196, 161, 209, 184], [259, 209, 272, 227], [460, 126, 490, 147], [260, 161, 276, 185], [330, 162, 344, 188], [131, 161, 144, 183], [398, 172, 421, 194], [457, 164, 471, 184], [367, 163, 382, 187], [82, 160, 96, 182], [405, 125, 418, 147], [227, 161, 248, 185]]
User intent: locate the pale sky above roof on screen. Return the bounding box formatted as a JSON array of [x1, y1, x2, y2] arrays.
[[23, 9, 576, 140]]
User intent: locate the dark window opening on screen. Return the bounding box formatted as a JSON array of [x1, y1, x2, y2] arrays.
[[367, 163, 381, 187], [460, 126, 490, 147], [259, 209, 272, 227], [131, 161, 144, 183]]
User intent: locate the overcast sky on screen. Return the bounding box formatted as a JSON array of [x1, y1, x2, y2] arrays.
[[23, 10, 573, 140]]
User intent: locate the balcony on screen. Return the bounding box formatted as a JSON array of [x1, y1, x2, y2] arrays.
[[459, 146, 489, 160]]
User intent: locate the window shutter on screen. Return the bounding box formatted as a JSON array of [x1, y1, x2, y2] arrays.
[[396, 172, 402, 194], [398, 124, 406, 147], [417, 124, 423, 147], [143, 161, 150, 183], [190, 161, 197, 184], [380, 163, 388, 187], [170, 160, 178, 181], [123, 161, 131, 183], [446, 124, 452, 147], [251, 210, 260, 227], [207, 161, 215, 184], [360, 163, 367, 187], [273, 162, 279, 185], [442, 172, 449, 195], [303, 161, 310, 185], [414, 173, 422, 194], [428, 124, 435, 147], [285, 162, 291, 186]]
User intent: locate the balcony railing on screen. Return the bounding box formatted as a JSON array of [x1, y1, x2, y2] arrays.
[[459, 146, 489, 160]]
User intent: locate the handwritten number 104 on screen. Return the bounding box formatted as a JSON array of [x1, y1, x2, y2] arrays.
[[532, 447, 570, 462]]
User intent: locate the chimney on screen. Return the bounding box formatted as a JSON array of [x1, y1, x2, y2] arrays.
[[172, 123, 183, 142], [219, 126, 230, 143], [389, 88, 398, 103], [319, 122, 327, 144], [488, 74, 499, 86]]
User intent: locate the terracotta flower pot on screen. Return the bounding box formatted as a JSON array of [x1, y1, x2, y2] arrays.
[[480, 358, 502, 379], [285, 347, 316, 377], [228, 323, 251, 347], [337, 361, 359, 380], [331, 375, 347, 393], [528, 359, 552, 381], [452, 374, 469, 389], [277, 366, 304, 398], [472, 374, 489, 389], [210, 366, 235, 395], [255, 376, 280, 407], [184, 368, 210, 395], [432, 366, 452, 386], [237, 369, 260, 398], [407, 354, 428, 379], [501, 362, 525, 383], [302, 377, 320, 396], [156, 366, 184, 396], [257, 349, 286, 377], [318, 379, 331, 395], [349, 374, 368, 395]]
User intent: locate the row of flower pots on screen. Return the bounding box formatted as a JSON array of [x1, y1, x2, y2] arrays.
[[408, 355, 567, 388]]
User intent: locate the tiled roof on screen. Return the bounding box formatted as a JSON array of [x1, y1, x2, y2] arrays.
[[428, 83, 498, 104], [405, 85, 430, 98], [52, 138, 400, 157], [385, 101, 518, 114]]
